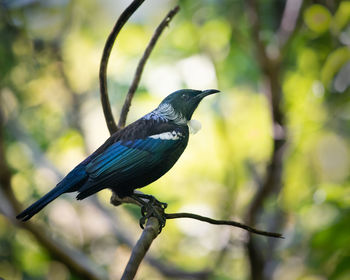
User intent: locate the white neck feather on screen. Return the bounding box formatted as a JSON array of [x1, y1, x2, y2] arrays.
[[144, 104, 203, 134], [153, 104, 187, 125]]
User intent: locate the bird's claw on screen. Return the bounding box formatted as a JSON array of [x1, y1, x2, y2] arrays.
[[147, 195, 168, 210], [136, 194, 167, 209], [138, 198, 167, 233], [139, 215, 147, 229]]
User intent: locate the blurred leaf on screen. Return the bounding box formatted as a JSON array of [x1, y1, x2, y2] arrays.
[[310, 209, 350, 278], [304, 4, 332, 34], [321, 47, 350, 88], [169, 21, 199, 53], [332, 1, 350, 33], [199, 18, 231, 54]]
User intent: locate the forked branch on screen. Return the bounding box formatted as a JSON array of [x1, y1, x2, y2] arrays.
[[99, 0, 146, 134]]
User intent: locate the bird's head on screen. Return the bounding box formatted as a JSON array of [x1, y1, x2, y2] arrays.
[[157, 89, 219, 123]]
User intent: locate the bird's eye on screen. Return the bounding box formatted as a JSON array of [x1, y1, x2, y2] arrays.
[[181, 94, 187, 99]]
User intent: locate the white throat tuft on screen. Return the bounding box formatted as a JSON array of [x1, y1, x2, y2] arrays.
[[188, 119, 202, 134]]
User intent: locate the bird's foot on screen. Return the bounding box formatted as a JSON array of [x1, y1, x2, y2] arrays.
[[139, 203, 166, 232], [130, 194, 167, 233], [134, 193, 168, 210]]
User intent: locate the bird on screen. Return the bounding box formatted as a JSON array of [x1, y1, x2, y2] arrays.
[[16, 89, 219, 222]]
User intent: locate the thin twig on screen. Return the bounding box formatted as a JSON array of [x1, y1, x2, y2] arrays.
[[166, 213, 283, 239], [118, 5, 180, 128], [121, 217, 160, 280], [99, 0, 145, 135]]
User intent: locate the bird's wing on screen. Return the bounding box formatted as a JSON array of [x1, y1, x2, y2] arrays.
[[85, 131, 184, 182]]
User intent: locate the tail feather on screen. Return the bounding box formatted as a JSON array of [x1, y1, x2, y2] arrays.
[[16, 163, 87, 221], [16, 187, 66, 221]]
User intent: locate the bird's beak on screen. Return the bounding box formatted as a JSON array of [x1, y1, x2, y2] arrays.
[[196, 89, 220, 100]]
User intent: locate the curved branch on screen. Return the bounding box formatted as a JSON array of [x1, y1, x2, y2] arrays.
[[121, 217, 159, 280], [99, 0, 145, 134], [118, 5, 180, 128], [166, 213, 283, 238], [110, 194, 283, 239]]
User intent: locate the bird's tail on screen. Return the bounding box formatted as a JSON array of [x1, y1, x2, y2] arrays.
[[16, 164, 87, 221], [16, 186, 67, 221]]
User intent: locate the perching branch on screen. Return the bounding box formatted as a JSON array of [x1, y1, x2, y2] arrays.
[[97, 196, 211, 279], [110, 188, 283, 278], [99, 0, 146, 134], [118, 5, 180, 128], [121, 217, 160, 280]]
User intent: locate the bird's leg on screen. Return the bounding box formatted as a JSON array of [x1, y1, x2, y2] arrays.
[[132, 193, 168, 209], [130, 193, 167, 232]]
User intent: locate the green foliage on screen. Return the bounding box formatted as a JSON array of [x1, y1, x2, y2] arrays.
[[304, 4, 332, 34]]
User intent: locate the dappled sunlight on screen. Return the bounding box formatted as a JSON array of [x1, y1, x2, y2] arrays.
[[49, 200, 84, 246], [314, 133, 349, 182], [177, 55, 218, 89], [145, 64, 182, 96], [176, 204, 214, 237]]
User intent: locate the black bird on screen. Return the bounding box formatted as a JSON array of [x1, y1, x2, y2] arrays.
[[16, 89, 219, 221]]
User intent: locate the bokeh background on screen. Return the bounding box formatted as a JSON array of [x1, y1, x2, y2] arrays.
[[1, 0, 349, 279]]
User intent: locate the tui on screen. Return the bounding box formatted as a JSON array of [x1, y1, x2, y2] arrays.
[[16, 89, 219, 222]]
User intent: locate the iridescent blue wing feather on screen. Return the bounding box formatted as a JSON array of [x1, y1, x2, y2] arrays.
[[76, 132, 187, 199]]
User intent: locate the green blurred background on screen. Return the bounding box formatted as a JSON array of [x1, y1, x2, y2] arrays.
[[0, 0, 349, 279]]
